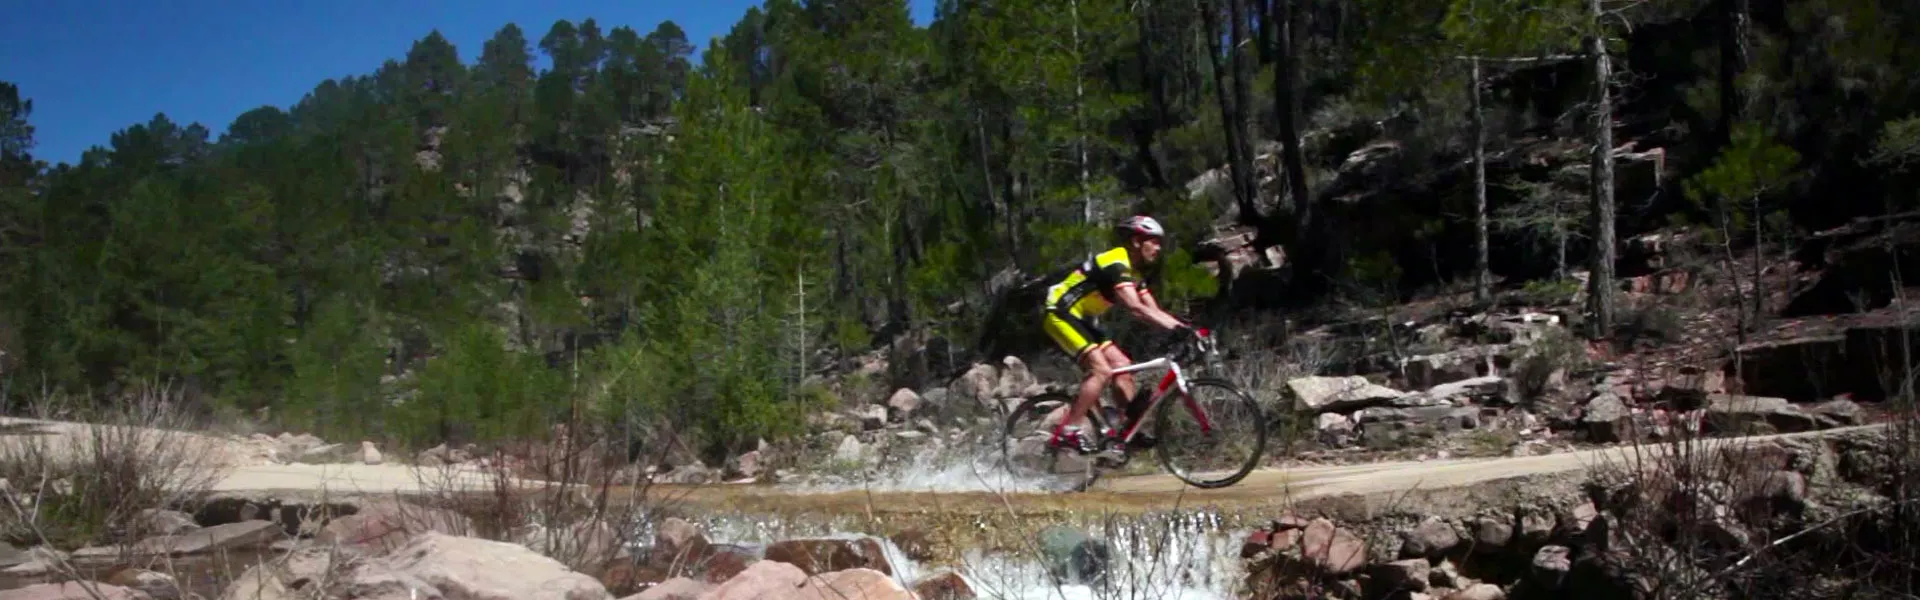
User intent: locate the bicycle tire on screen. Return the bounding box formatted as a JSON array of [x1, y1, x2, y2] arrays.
[[1153, 376, 1267, 489], [1001, 392, 1106, 491]]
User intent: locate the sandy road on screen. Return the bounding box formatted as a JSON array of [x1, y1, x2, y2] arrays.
[[654, 424, 1891, 516], [0, 415, 1887, 516]]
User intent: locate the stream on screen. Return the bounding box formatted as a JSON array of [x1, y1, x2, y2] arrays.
[[660, 441, 1259, 599], [659, 509, 1252, 599]]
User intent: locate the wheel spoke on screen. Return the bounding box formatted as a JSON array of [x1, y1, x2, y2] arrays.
[[1154, 378, 1267, 488], [1000, 394, 1103, 490]]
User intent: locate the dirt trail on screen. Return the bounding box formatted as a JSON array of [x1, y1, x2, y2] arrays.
[[0, 415, 1886, 516], [0, 416, 504, 497], [658, 424, 1890, 516]]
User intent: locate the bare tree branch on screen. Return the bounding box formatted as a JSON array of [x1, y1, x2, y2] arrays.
[[1451, 54, 1581, 63]]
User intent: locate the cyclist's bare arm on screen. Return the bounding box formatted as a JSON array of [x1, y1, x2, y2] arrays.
[[1113, 282, 1185, 330], [1139, 286, 1164, 311]]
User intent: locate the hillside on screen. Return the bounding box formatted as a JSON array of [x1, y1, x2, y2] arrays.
[[2, 0, 1918, 473]]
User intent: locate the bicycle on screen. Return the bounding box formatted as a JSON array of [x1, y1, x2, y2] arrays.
[[999, 327, 1268, 491]]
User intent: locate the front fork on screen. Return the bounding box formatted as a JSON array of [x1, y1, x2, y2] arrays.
[[1113, 365, 1215, 443]]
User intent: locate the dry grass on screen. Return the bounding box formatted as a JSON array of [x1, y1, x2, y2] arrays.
[[0, 381, 231, 551], [0, 380, 313, 599], [1584, 352, 1920, 600], [404, 416, 687, 594]]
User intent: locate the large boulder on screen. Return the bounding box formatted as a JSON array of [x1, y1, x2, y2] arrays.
[[952, 363, 999, 406], [763, 538, 894, 576], [885, 388, 922, 421], [1353, 405, 1483, 449], [1702, 395, 1819, 434], [994, 356, 1037, 399], [316, 501, 474, 555], [73, 520, 282, 560], [0, 583, 151, 600], [791, 569, 914, 600], [1397, 346, 1503, 389], [332, 533, 612, 600], [649, 518, 711, 571], [1288, 376, 1408, 413], [1292, 518, 1369, 576], [130, 509, 201, 538], [1400, 517, 1461, 558], [1730, 335, 1848, 400], [910, 572, 976, 600], [216, 545, 336, 600], [620, 577, 710, 600], [102, 568, 178, 600], [1583, 393, 1632, 443], [701, 561, 808, 600]]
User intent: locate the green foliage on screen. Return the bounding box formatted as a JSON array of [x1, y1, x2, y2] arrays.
[[617, 49, 822, 455], [1685, 123, 1802, 240], [1155, 247, 1220, 315], [1518, 278, 1583, 306], [0, 82, 33, 162], [1688, 124, 1802, 205], [279, 298, 388, 440], [1343, 250, 1404, 306], [1439, 0, 1585, 58], [404, 322, 567, 445], [1870, 116, 1920, 170]]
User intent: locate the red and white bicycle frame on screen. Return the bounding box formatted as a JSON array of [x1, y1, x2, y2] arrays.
[[1103, 329, 1219, 443]]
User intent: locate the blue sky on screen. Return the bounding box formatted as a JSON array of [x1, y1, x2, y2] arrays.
[[2, 0, 937, 166]]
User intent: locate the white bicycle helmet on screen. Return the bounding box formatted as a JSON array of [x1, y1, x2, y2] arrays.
[[1116, 215, 1166, 238]]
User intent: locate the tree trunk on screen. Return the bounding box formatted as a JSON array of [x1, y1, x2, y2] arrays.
[[1717, 206, 1749, 342], [889, 207, 909, 328], [975, 109, 1006, 261], [1073, 0, 1092, 225], [1228, 0, 1259, 209], [1198, 0, 1256, 221], [795, 267, 808, 383], [1136, 1, 1172, 189], [1717, 0, 1750, 147], [1470, 59, 1491, 303], [1001, 118, 1020, 262], [1257, 0, 1275, 65], [1751, 193, 1764, 324], [1141, 0, 1172, 132], [1274, 0, 1314, 290], [1586, 0, 1617, 339], [1555, 217, 1568, 278]]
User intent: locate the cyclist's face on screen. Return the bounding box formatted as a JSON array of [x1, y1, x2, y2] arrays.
[[1134, 236, 1162, 262]]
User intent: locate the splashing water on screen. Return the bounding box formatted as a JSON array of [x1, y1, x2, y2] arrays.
[[785, 435, 1084, 494], [665, 510, 1247, 600]]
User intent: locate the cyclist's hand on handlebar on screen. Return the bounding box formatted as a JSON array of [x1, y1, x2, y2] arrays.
[[1172, 321, 1204, 340], [1164, 322, 1204, 354]]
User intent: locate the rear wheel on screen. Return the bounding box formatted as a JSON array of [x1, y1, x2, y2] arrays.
[[1152, 377, 1267, 489], [1001, 392, 1107, 491]]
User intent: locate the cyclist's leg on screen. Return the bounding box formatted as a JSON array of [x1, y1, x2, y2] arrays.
[[1067, 344, 1114, 433], [1099, 343, 1138, 419], [1042, 309, 1110, 452], [1042, 308, 1099, 371], [1097, 341, 1158, 448]]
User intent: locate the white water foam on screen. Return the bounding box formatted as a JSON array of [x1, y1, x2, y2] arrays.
[[686, 512, 1247, 600], [784, 439, 1084, 494]]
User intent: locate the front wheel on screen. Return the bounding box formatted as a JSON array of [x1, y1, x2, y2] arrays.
[[1153, 377, 1267, 489]]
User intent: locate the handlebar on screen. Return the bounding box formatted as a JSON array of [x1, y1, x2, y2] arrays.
[[1167, 326, 1220, 368]]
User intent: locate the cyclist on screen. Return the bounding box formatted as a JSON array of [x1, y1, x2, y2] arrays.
[[1038, 215, 1196, 455]]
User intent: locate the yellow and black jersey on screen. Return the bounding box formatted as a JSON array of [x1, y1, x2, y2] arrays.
[[1039, 247, 1141, 358]]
